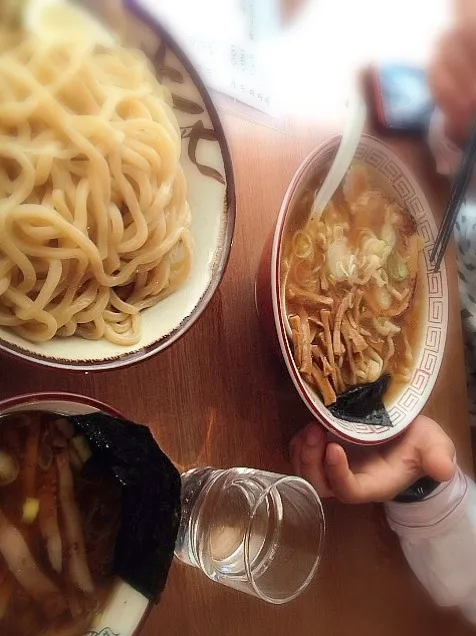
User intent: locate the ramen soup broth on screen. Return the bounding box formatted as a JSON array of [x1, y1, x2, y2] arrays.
[[380, 270, 425, 405], [281, 161, 427, 410], [0, 412, 121, 636]]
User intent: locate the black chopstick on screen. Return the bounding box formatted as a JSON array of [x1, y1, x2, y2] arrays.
[[430, 120, 476, 272]]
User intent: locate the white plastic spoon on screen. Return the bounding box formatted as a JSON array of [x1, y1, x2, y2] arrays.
[[283, 92, 367, 337], [310, 92, 367, 221]]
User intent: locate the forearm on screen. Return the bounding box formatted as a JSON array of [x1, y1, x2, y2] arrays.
[[385, 467, 476, 624]]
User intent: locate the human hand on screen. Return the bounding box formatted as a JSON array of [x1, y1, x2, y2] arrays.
[[290, 415, 456, 503], [429, 0, 476, 144]]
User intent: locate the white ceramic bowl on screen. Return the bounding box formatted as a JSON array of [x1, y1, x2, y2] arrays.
[[271, 135, 448, 445], [0, 392, 154, 636], [0, 6, 235, 371]]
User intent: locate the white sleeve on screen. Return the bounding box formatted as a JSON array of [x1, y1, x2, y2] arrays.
[[385, 468, 476, 624]]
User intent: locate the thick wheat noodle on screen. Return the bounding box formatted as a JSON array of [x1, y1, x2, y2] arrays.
[[0, 31, 193, 345]]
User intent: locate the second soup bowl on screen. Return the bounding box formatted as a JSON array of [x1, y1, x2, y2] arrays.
[[0, 392, 153, 636]]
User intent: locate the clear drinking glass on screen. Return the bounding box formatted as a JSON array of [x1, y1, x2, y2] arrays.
[[174, 467, 325, 604]]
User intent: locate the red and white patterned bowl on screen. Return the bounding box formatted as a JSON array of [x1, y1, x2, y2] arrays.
[[257, 134, 448, 445]]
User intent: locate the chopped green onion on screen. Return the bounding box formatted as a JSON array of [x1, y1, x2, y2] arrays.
[[22, 498, 40, 524], [376, 287, 392, 310], [396, 263, 408, 280], [0, 451, 19, 486], [388, 253, 408, 281]]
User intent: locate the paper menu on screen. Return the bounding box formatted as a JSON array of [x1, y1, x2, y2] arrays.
[[133, 0, 281, 116]]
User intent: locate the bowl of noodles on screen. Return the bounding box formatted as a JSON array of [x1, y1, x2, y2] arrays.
[[0, 391, 180, 636], [257, 134, 448, 445], [0, 0, 235, 371]]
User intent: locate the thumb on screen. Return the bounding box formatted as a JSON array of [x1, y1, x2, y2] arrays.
[[412, 415, 456, 483], [421, 443, 456, 483]]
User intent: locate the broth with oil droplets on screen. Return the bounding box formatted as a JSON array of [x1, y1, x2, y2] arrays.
[[0, 411, 121, 636]]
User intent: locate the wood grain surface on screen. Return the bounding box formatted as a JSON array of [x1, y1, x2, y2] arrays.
[[0, 96, 473, 635]]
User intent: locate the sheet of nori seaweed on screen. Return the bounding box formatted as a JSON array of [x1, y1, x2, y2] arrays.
[[67, 413, 181, 604], [329, 375, 393, 427]]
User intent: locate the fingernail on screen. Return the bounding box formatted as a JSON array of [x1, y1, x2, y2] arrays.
[[305, 427, 321, 447]]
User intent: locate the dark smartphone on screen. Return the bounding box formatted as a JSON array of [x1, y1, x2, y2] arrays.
[[365, 64, 434, 135]]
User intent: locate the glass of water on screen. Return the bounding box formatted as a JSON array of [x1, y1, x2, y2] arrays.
[[174, 467, 325, 604]]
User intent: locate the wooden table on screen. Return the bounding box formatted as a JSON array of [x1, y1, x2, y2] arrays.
[[0, 98, 473, 636], [0, 1, 474, 634]]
